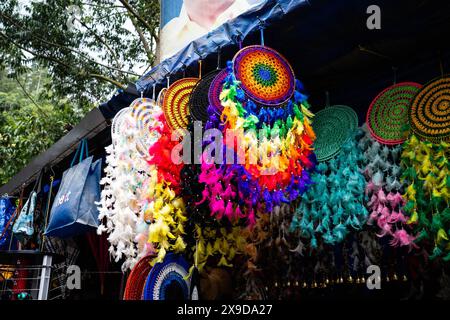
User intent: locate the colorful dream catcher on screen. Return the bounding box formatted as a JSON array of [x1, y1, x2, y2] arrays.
[[409, 76, 450, 143], [312, 105, 358, 162], [290, 127, 368, 248], [401, 135, 450, 261], [367, 82, 422, 145], [143, 253, 190, 300], [123, 255, 153, 300], [233, 45, 295, 106], [208, 69, 228, 116], [359, 125, 416, 248], [189, 70, 221, 123], [163, 78, 199, 130], [97, 106, 155, 271]]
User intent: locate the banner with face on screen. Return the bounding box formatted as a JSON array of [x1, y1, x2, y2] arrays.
[[159, 0, 266, 61]]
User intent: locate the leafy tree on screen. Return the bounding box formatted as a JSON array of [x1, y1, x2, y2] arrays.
[[0, 67, 90, 185], [0, 0, 160, 105]]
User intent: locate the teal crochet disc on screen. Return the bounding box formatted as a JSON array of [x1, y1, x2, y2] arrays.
[[312, 105, 358, 162]]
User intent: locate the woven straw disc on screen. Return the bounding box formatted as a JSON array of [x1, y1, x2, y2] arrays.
[[367, 82, 422, 145], [143, 253, 190, 300], [410, 76, 450, 142], [312, 105, 358, 162], [123, 256, 152, 300], [189, 70, 221, 123], [163, 78, 198, 130], [233, 45, 295, 106]]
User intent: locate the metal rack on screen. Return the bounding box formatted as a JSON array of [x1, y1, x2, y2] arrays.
[[0, 250, 63, 300]]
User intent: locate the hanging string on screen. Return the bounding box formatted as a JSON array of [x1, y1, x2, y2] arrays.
[[166, 75, 170, 88], [198, 60, 202, 79], [260, 26, 265, 46], [152, 84, 156, 100], [195, 240, 198, 267], [392, 66, 398, 85], [438, 51, 444, 78], [217, 47, 221, 70], [140, 90, 143, 99], [40, 176, 54, 252]]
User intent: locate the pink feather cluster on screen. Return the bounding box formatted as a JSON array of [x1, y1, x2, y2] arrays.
[[196, 153, 253, 225], [360, 126, 417, 249]]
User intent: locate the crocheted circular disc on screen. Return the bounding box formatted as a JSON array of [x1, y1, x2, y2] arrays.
[[143, 253, 190, 300], [111, 107, 133, 148], [130, 98, 161, 158], [233, 45, 295, 106], [367, 82, 422, 145], [208, 69, 228, 115], [312, 105, 358, 162], [189, 70, 221, 123], [123, 256, 152, 300], [410, 76, 450, 142], [163, 78, 198, 130], [157, 88, 167, 110]]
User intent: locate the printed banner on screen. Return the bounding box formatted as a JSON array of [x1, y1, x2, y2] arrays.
[[159, 0, 266, 61]]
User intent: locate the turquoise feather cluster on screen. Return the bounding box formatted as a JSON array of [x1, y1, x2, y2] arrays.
[[290, 129, 368, 248]]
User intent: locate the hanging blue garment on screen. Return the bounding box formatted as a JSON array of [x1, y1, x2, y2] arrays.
[[0, 196, 16, 249], [13, 191, 37, 238]]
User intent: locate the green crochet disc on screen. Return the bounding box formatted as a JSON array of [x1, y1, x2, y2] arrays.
[[312, 105, 358, 162]]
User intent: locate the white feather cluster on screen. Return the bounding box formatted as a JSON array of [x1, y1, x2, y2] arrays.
[[96, 106, 161, 271]]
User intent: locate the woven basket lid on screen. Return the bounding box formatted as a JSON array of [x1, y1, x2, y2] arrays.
[[163, 78, 198, 130], [367, 82, 422, 145], [233, 45, 295, 106], [123, 256, 153, 300], [312, 105, 358, 162], [409, 76, 450, 142], [189, 70, 221, 123], [143, 253, 190, 300], [208, 69, 228, 115]]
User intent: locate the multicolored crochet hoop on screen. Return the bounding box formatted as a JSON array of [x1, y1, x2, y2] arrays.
[[130, 98, 161, 158], [233, 45, 295, 106], [409, 76, 450, 142], [163, 78, 198, 130], [143, 253, 190, 300], [189, 70, 221, 123], [208, 69, 227, 115], [123, 256, 153, 300], [367, 82, 422, 145], [312, 105, 358, 162], [158, 88, 167, 110]]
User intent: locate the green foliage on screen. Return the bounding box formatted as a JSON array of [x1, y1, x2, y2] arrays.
[[0, 0, 160, 105], [0, 0, 160, 185], [0, 68, 90, 185]]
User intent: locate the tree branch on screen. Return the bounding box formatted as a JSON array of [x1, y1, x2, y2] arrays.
[[75, 17, 125, 77], [89, 73, 126, 89], [118, 0, 159, 42], [14, 76, 50, 118], [0, 32, 126, 90], [0, 12, 140, 77], [128, 14, 153, 62]]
